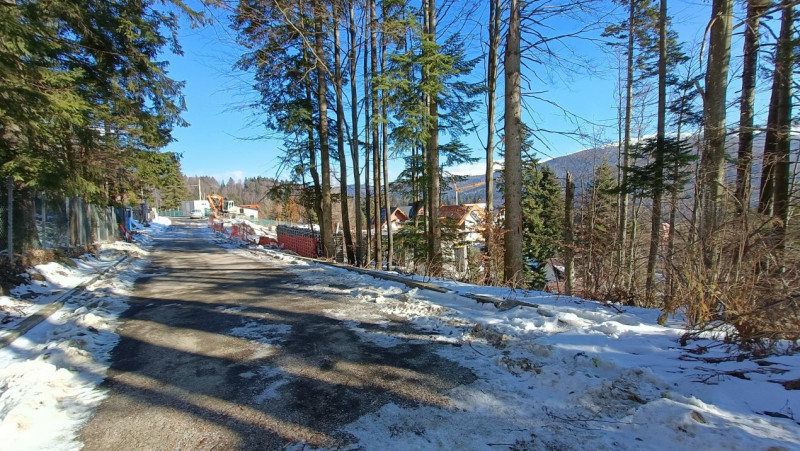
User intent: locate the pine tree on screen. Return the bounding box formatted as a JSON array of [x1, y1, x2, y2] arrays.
[[521, 162, 564, 289], [380, 4, 481, 270], [0, 0, 196, 253], [576, 162, 619, 298]]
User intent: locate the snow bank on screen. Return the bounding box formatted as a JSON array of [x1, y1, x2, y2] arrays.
[[219, 239, 800, 450], [0, 228, 160, 450]]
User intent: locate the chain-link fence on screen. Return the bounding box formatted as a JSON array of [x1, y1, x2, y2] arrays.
[[35, 196, 118, 249], [158, 209, 182, 218], [1, 183, 122, 261]]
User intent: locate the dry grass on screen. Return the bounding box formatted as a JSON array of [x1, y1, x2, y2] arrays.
[[664, 212, 800, 351]]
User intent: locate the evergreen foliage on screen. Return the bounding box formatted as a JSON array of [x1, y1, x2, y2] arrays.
[[521, 162, 563, 289], [575, 162, 619, 296], [623, 137, 696, 198], [0, 0, 196, 205]]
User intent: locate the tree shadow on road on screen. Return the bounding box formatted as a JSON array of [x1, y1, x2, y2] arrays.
[[78, 261, 478, 449]]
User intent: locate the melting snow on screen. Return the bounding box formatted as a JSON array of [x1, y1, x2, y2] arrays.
[[1, 217, 798, 450]]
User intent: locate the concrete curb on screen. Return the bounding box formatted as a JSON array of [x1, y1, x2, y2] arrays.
[[0, 254, 129, 349]]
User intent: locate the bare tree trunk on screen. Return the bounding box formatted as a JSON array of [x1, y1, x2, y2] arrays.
[[313, 0, 334, 259], [770, 0, 794, 264], [759, 0, 793, 218], [425, 0, 441, 274], [735, 0, 768, 215], [302, 46, 323, 228], [503, 0, 523, 284], [348, 0, 363, 266], [667, 99, 687, 300], [699, 0, 733, 272], [645, 0, 668, 304], [333, 3, 355, 264], [628, 195, 641, 292], [616, 0, 635, 288], [485, 0, 500, 284], [690, 159, 701, 247], [759, 81, 779, 216], [588, 168, 599, 294], [381, 29, 393, 271], [363, 15, 372, 266], [564, 172, 575, 295], [370, 0, 382, 270]]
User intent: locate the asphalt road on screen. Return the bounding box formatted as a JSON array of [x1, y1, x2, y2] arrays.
[[78, 219, 475, 449]]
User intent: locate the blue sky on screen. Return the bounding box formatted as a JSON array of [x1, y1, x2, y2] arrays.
[[163, 0, 747, 184]]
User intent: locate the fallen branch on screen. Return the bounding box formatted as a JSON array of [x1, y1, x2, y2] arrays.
[[463, 293, 540, 310]]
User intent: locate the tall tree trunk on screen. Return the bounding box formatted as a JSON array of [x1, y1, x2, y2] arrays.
[[485, 0, 500, 284], [667, 97, 687, 301], [758, 0, 793, 217], [768, 0, 794, 264], [370, 0, 382, 270], [645, 0, 668, 303], [302, 47, 323, 227], [381, 29, 393, 272], [627, 195, 641, 292], [735, 0, 767, 215], [616, 0, 635, 288], [588, 176, 598, 294], [564, 172, 575, 295], [758, 74, 779, 216], [699, 0, 733, 272], [313, 0, 334, 259], [363, 16, 372, 265], [503, 0, 523, 283], [348, 0, 363, 266], [333, 3, 355, 264], [424, 0, 441, 274]]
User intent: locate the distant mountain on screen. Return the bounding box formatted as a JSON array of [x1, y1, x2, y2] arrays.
[[353, 131, 799, 207], [544, 131, 799, 205]]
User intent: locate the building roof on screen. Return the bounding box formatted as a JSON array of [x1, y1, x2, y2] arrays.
[[439, 204, 485, 227], [396, 205, 414, 218], [372, 206, 411, 226]]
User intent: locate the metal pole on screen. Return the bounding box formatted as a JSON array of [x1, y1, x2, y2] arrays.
[[6, 177, 13, 261]]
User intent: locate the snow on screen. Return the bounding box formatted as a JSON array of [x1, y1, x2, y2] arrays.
[[1, 218, 798, 450], [224, 240, 800, 450], [0, 219, 166, 450]]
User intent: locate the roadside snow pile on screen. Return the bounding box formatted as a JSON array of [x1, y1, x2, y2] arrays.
[[0, 225, 161, 450], [224, 242, 800, 450]]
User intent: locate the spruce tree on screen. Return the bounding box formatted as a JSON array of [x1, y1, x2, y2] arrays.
[[576, 162, 619, 298], [521, 162, 564, 289]]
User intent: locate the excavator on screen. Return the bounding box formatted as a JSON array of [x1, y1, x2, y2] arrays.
[[206, 194, 260, 219], [206, 194, 234, 218]]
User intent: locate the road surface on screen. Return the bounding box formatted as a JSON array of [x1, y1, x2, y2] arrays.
[[78, 219, 475, 449]]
